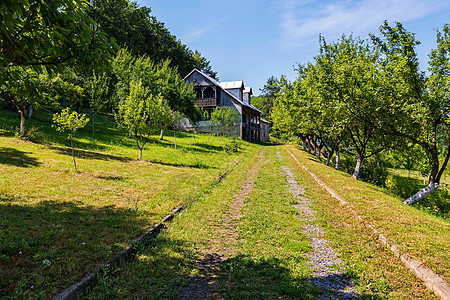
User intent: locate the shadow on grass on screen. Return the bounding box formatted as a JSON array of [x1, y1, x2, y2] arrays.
[[0, 147, 41, 167], [85, 236, 378, 299], [0, 200, 154, 299], [47, 145, 132, 163], [146, 158, 217, 170]]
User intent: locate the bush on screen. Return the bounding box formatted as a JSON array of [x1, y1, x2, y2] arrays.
[[359, 157, 388, 186], [224, 138, 241, 154]]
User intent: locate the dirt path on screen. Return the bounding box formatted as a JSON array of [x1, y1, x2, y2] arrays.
[[277, 151, 359, 299], [176, 150, 264, 299]]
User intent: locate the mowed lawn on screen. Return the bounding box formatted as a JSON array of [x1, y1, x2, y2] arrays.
[[0, 109, 259, 299], [283, 145, 450, 287]]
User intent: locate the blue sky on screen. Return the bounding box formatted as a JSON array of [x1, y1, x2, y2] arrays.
[[136, 0, 450, 95]]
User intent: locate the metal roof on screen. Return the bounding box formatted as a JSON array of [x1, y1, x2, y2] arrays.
[[219, 81, 244, 90], [243, 86, 252, 95]]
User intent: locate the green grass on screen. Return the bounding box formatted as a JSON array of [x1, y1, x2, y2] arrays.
[[83, 146, 320, 299], [282, 145, 449, 298], [0, 108, 257, 298]]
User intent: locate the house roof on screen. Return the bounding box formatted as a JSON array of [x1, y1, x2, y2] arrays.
[[184, 69, 261, 113], [219, 80, 244, 90], [243, 86, 252, 95], [261, 117, 270, 124]]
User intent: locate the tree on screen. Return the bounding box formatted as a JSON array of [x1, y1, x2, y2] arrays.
[[210, 108, 223, 141], [0, 0, 115, 77], [1, 68, 53, 138], [116, 80, 171, 160], [372, 22, 450, 204], [220, 107, 240, 137], [52, 108, 89, 172], [112, 49, 200, 140], [172, 111, 186, 150], [90, 0, 216, 78], [85, 71, 110, 135]]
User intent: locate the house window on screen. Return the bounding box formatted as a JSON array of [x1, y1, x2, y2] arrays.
[[194, 87, 202, 99], [204, 87, 215, 99]]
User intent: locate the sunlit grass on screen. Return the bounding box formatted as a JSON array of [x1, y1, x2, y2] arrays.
[[283, 145, 449, 293], [0, 108, 255, 298]]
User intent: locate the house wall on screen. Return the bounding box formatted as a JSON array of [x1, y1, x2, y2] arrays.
[[226, 88, 243, 101], [261, 122, 270, 142]]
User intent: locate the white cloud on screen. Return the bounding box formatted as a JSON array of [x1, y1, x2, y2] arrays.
[[182, 13, 236, 44], [280, 0, 445, 50]]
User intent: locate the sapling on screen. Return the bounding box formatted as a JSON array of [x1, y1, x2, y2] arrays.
[[52, 108, 89, 172]]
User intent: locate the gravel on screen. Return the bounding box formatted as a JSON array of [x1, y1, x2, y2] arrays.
[[278, 151, 360, 299]]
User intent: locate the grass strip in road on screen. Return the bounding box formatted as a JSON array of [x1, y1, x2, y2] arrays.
[[282, 144, 446, 298], [84, 146, 321, 299]]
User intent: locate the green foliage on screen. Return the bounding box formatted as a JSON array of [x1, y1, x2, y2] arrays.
[[116, 80, 172, 159], [220, 107, 240, 137], [90, 0, 216, 78], [52, 108, 89, 138], [112, 49, 200, 122], [224, 138, 241, 154], [0, 0, 116, 77]]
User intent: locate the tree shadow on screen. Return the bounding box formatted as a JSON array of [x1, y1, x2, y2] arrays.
[[191, 142, 224, 152], [146, 158, 217, 170], [47, 145, 132, 162], [0, 200, 155, 299], [0, 147, 41, 167], [84, 236, 379, 299]]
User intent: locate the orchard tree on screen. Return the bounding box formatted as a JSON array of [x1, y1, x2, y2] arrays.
[[373, 22, 450, 204], [85, 71, 110, 135], [1, 68, 52, 138], [52, 108, 89, 172], [220, 107, 240, 137], [0, 0, 115, 77], [116, 81, 172, 160], [172, 111, 186, 150]]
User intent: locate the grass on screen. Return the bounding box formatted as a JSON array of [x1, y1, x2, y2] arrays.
[[83, 146, 321, 299], [282, 145, 449, 297], [0, 107, 256, 299]]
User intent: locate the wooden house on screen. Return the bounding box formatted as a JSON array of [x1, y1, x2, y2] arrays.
[[184, 69, 263, 142]]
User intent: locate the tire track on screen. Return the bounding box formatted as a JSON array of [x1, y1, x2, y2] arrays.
[[277, 151, 359, 299]]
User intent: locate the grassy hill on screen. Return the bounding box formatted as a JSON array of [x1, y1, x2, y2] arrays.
[[0, 107, 260, 298], [0, 107, 448, 299]]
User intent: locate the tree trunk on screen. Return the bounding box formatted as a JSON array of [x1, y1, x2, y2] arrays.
[[92, 114, 95, 135], [28, 105, 33, 119], [307, 139, 311, 153], [174, 131, 177, 150], [71, 136, 77, 173], [352, 154, 362, 179], [317, 146, 322, 160], [160, 129, 164, 140], [302, 138, 307, 150], [335, 148, 340, 170], [403, 182, 439, 205], [19, 109, 26, 138], [326, 149, 334, 166]]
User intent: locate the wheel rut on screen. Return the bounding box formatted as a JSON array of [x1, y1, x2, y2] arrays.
[[277, 151, 360, 299], [176, 150, 264, 299]]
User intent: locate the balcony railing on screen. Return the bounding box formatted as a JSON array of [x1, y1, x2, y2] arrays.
[[196, 98, 217, 107]]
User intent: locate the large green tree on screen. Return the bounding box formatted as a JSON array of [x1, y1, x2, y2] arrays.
[[90, 0, 217, 78], [372, 22, 450, 204], [0, 0, 115, 76]]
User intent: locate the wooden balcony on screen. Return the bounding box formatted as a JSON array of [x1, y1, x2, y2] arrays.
[[196, 98, 217, 107]]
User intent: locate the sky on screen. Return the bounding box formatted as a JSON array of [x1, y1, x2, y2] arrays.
[[136, 0, 450, 95]]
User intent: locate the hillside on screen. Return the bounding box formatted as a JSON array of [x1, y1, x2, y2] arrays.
[[0, 110, 448, 299]]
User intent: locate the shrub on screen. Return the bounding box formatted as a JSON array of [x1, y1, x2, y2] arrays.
[[224, 138, 241, 154]]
